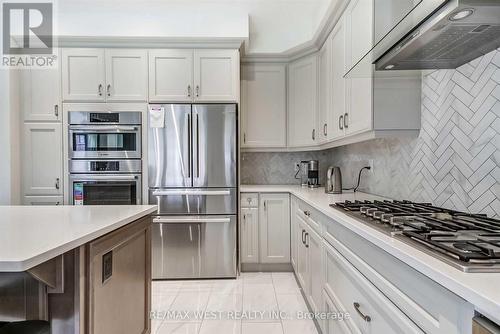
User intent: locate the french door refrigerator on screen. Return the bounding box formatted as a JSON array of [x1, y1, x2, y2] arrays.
[[148, 104, 237, 279]]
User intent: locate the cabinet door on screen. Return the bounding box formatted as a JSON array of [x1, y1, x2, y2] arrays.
[[344, 0, 374, 136], [23, 196, 63, 206], [306, 226, 323, 314], [22, 68, 61, 122], [296, 215, 309, 291], [61, 48, 105, 102], [241, 207, 259, 264], [148, 49, 193, 102], [290, 199, 298, 271], [193, 49, 239, 102], [330, 19, 347, 140], [318, 38, 332, 143], [105, 49, 148, 102], [323, 290, 356, 334], [288, 54, 318, 147], [259, 194, 290, 264], [241, 64, 286, 148], [23, 123, 62, 195]]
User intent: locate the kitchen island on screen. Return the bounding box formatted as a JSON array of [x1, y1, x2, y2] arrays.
[[0, 205, 157, 334]]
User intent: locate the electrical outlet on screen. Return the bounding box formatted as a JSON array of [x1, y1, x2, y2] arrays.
[[368, 159, 374, 174]]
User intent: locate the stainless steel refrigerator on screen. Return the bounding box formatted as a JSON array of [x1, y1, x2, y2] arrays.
[[148, 104, 237, 279]]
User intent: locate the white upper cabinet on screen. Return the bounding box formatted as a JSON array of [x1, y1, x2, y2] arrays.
[[62, 48, 148, 102], [344, 0, 374, 135], [288, 54, 318, 148], [330, 18, 347, 140], [105, 49, 148, 102], [259, 193, 290, 264], [22, 68, 61, 122], [241, 64, 287, 148], [148, 49, 193, 102], [318, 37, 332, 143], [22, 123, 62, 196], [62, 48, 105, 102], [194, 49, 239, 102]]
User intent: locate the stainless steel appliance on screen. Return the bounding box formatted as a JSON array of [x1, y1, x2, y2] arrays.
[[69, 111, 141, 159], [148, 104, 237, 279], [333, 200, 500, 272], [69, 160, 142, 205], [307, 160, 320, 188], [325, 166, 342, 194], [371, 0, 500, 71]]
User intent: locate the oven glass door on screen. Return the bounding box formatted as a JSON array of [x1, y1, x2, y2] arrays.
[[69, 126, 141, 159], [71, 175, 141, 205]]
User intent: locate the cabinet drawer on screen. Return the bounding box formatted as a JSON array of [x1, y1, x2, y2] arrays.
[[323, 240, 423, 334], [241, 193, 258, 208], [296, 200, 322, 234]]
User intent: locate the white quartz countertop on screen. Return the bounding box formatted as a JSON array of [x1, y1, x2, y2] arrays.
[[241, 185, 500, 324], [0, 205, 157, 272]]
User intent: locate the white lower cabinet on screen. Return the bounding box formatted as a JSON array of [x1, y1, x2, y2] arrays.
[[22, 123, 63, 197], [23, 196, 63, 206], [323, 290, 355, 334], [259, 193, 290, 263], [241, 207, 259, 264]]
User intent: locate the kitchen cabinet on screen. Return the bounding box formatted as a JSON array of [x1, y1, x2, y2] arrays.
[[241, 193, 260, 264], [62, 48, 105, 102], [259, 193, 290, 264], [296, 214, 309, 289], [290, 197, 298, 270], [62, 48, 147, 102], [194, 49, 239, 102], [149, 49, 239, 103], [288, 54, 318, 148], [23, 196, 63, 206], [22, 123, 62, 196], [241, 208, 259, 264], [318, 36, 332, 143], [323, 289, 355, 334], [148, 49, 194, 102], [22, 68, 61, 122], [330, 17, 347, 141], [241, 64, 287, 148], [105, 49, 148, 102]]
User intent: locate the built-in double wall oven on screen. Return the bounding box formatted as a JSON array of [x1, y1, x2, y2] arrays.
[[68, 107, 143, 205]]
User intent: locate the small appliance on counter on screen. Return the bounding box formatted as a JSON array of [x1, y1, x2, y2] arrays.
[[296, 160, 320, 188], [325, 166, 342, 194]]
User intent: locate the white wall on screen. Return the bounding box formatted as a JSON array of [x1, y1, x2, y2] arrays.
[[56, 0, 330, 54]]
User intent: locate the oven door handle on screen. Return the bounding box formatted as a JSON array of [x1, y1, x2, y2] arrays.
[[69, 125, 139, 132], [71, 175, 138, 181], [152, 190, 231, 196], [153, 217, 231, 224]]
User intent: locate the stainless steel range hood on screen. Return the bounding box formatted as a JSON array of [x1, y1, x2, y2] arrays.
[[375, 0, 500, 71]]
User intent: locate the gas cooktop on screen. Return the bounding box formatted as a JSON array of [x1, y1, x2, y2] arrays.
[[331, 200, 500, 273]]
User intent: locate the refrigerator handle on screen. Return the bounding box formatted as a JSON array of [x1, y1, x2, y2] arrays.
[[187, 113, 191, 178], [196, 112, 200, 178]]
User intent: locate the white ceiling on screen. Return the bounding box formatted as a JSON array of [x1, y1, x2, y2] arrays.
[[56, 0, 332, 54]]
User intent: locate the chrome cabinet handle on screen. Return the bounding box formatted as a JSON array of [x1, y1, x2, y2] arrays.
[[243, 133, 246, 144], [353, 302, 371, 322], [312, 129, 316, 141], [187, 85, 192, 97], [98, 84, 103, 96], [55, 178, 60, 190], [54, 105, 59, 117], [339, 115, 344, 130], [263, 200, 266, 211], [305, 232, 309, 248], [301, 230, 305, 244], [323, 123, 327, 136], [243, 214, 246, 224], [107, 84, 111, 97], [303, 210, 310, 217], [344, 113, 349, 129], [196, 85, 200, 97]]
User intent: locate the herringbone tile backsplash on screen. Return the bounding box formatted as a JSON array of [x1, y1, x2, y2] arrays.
[[333, 48, 500, 217]]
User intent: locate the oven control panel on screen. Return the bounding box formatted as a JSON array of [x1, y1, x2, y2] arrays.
[[90, 161, 120, 172]]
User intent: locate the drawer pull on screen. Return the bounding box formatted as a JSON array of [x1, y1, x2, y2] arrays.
[[304, 232, 309, 248], [302, 230, 305, 244], [353, 302, 371, 322]]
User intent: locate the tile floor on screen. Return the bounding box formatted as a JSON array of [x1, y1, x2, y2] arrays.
[[151, 272, 320, 334]]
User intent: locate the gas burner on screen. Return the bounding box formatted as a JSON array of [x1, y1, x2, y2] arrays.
[[331, 200, 500, 272]]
